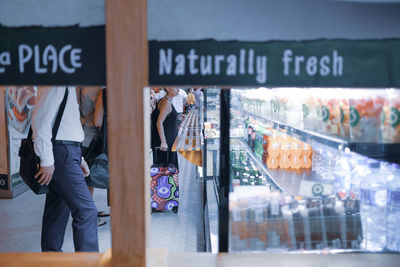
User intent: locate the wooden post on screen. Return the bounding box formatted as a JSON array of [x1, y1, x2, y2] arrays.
[[106, 0, 148, 266], [0, 87, 8, 176]]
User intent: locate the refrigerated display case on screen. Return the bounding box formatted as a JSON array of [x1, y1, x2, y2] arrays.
[[203, 87, 400, 254], [202, 89, 221, 253]]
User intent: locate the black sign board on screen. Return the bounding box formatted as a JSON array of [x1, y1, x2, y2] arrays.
[[0, 26, 105, 85], [149, 39, 400, 88]]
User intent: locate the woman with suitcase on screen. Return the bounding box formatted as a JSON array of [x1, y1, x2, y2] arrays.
[[150, 87, 180, 213]]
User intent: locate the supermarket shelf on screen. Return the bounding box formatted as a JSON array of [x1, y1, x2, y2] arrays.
[[244, 110, 400, 163], [238, 140, 282, 193], [238, 140, 334, 197]]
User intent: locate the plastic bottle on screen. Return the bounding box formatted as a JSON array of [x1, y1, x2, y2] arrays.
[[279, 137, 291, 169], [386, 164, 400, 251], [349, 158, 370, 200], [267, 136, 280, 169], [360, 161, 387, 251], [301, 142, 312, 169], [333, 149, 353, 199], [290, 140, 302, 170]]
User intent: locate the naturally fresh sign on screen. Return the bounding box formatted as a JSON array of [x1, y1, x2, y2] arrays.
[[158, 48, 343, 85], [149, 39, 400, 88]]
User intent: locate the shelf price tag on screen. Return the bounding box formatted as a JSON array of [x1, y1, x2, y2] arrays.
[[298, 180, 334, 197]]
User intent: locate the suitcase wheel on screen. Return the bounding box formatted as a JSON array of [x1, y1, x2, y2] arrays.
[[172, 206, 178, 214], [151, 208, 156, 214]]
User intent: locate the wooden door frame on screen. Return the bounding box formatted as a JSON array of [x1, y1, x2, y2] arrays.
[[0, 0, 149, 266], [106, 0, 149, 266]]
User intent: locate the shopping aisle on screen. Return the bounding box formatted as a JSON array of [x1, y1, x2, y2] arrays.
[[150, 153, 205, 252], [0, 153, 203, 253]]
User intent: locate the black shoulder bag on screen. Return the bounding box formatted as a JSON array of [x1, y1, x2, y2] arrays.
[[19, 88, 69, 195], [88, 89, 109, 189]]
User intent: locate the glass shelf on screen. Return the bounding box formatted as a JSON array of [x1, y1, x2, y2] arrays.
[[243, 110, 400, 163], [235, 139, 336, 197]]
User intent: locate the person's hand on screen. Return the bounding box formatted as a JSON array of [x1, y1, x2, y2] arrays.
[[81, 157, 90, 177], [35, 165, 55, 185], [160, 142, 168, 151]]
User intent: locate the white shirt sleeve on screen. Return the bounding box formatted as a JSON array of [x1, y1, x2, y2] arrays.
[[31, 87, 63, 167]]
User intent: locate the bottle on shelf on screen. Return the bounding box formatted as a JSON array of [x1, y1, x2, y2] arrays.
[[386, 164, 400, 251], [349, 90, 385, 143], [302, 88, 321, 132], [333, 149, 353, 199], [267, 135, 280, 169], [349, 157, 371, 200], [279, 136, 291, 169], [262, 133, 269, 165], [382, 89, 400, 143], [344, 198, 362, 249], [319, 91, 341, 136], [339, 97, 350, 139], [360, 161, 388, 251], [290, 140, 302, 170], [301, 142, 312, 169]]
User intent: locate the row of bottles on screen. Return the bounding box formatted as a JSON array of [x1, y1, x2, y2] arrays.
[[245, 119, 312, 170], [239, 88, 400, 143], [333, 151, 400, 251], [230, 149, 268, 187], [230, 189, 362, 251], [231, 138, 400, 251]]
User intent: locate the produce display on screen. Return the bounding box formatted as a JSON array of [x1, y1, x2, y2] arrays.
[[349, 90, 385, 142], [240, 88, 400, 143]]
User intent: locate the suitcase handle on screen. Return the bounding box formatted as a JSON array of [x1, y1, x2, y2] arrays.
[[153, 147, 171, 165]]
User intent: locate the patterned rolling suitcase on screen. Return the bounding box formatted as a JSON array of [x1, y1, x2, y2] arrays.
[[150, 150, 179, 213]]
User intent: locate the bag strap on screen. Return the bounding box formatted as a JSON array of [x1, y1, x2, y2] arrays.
[[101, 89, 107, 153], [27, 87, 69, 141], [51, 87, 69, 141]]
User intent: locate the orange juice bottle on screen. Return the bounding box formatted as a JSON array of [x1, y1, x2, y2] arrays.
[[267, 135, 280, 169], [301, 154, 312, 169], [279, 136, 291, 169], [267, 136, 280, 158], [301, 142, 312, 169], [302, 142, 312, 157], [267, 155, 279, 169], [290, 140, 302, 169]]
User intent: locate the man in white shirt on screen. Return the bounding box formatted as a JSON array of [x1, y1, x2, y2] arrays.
[[31, 86, 98, 252], [171, 88, 188, 127]]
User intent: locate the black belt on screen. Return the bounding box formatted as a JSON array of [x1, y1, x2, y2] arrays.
[[53, 140, 82, 147]]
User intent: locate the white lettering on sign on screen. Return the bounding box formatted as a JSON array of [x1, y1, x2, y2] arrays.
[[256, 56, 267, 84], [226, 55, 237, 76], [0, 51, 11, 73], [19, 44, 33, 73], [158, 48, 268, 84], [43, 45, 58, 73], [18, 44, 83, 74], [175, 54, 185, 75], [188, 49, 199, 75], [282, 49, 343, 77], [156, 47, 344, 84], [200, 55, 212, 75], [159, 48, 172, 75]]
